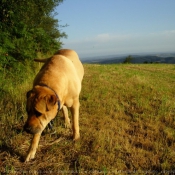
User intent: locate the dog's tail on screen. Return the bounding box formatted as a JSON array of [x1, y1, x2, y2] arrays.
[[34, 58, 49, 63]]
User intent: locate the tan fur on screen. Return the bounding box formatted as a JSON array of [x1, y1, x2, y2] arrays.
[[24, 49, 84, 162]]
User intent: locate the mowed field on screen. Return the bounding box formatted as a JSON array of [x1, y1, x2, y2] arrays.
[[0, 63, 175, 174]]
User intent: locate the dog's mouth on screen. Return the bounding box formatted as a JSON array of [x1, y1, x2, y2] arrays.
[[23, 117, 44, 134], [23, 124, 41, 134]]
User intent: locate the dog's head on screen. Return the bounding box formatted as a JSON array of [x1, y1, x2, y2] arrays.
[[24, 85, 59, 134]]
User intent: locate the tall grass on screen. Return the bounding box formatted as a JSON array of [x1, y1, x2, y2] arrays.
[[0, 63, 175, 174]]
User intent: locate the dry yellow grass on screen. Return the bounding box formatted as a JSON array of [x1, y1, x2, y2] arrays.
[[0, 63, 175, 174]]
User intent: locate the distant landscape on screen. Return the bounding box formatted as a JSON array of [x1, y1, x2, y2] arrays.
[[82, 52, 175, 64]]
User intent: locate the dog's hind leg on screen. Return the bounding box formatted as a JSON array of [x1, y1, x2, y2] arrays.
[[25, 133, 41, 162], [62, 105, 71, 129], [70, 98, 80, 141]]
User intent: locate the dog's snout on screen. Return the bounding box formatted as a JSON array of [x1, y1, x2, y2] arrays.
[[23, 122, 41, 134], [23, 123, 32, 134]]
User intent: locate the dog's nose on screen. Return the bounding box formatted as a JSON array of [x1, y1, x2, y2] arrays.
[[23, 124, 32, 134]]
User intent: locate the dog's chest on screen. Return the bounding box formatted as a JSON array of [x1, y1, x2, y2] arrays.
[[64, 98, 73, 108]]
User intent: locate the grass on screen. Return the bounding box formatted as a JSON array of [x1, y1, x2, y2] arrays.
[[0, 63, 175, 174]]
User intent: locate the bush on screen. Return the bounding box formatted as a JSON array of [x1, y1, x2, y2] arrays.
[[0, 0, 66, 68], [123, 55, 133, 64]]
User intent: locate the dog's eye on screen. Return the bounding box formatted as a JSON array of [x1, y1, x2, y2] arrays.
[[34, 110, 42, 117]]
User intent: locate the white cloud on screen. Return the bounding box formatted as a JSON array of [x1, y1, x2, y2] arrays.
[[96, 33, 111, 41], [62, 30, 175, 58]]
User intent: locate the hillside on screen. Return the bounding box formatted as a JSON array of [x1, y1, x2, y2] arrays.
[[82, 52, 175, 64], [0, 64, 175, 173]]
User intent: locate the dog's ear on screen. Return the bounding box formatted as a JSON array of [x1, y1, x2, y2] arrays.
[[26, 90, 35, 113], [45, 94, 58, 111], [35, 97, 46, 114]]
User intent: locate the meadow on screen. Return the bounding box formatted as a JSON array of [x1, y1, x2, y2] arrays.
[[0, 63, 175, 174]]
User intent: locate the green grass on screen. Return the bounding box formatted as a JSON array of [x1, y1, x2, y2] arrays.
[[0, 63, 175, 174]]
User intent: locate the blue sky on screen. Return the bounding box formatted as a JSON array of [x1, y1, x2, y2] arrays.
[[56, 0, 175, 58]]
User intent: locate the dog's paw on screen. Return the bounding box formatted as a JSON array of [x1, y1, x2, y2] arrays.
[[65, 122, 71, 129], [73, 133, 80, 141], [24, 152, 35, 162], [65, 119, 71, 129]]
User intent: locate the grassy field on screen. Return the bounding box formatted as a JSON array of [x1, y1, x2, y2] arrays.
[[0, 63, 175, 174]]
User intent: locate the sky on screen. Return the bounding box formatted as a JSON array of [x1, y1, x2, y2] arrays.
[[56, 0, 175, 59]]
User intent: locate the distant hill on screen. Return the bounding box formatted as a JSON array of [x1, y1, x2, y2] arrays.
[[82, 52, 175, 64]]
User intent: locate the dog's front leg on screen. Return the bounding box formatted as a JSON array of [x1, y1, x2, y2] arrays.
[[62, 105, 71, 128], [71, 99, 80, 141], [25, 133, 41, 162]]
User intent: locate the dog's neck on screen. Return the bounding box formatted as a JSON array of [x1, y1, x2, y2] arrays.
[[37, 83, 61, 110]]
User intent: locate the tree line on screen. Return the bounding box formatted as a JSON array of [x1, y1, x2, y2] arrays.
[[0, 0, 66, 68]]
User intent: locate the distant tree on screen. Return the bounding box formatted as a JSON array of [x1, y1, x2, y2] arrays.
[[123, 55, 133, 64], [0, 0, 67, 67]]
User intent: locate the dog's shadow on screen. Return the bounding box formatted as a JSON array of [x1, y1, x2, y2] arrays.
[[0, 116, 72, 164], [0, 143, 25, 163], [0, 134, 70, 164]]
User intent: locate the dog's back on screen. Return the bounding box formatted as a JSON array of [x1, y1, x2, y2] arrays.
[[55, 49, 84, 82], [34, 49, 84, 82]]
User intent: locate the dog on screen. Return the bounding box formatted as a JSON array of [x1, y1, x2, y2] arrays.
[[23, 49, 84, 162]]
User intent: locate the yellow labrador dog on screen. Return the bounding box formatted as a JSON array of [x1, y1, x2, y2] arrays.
[[24, 49, 84, 162]]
